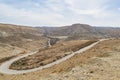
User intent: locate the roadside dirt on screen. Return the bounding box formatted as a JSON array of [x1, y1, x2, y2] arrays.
[[10, 40, 95, 70], [0, 39, 120, 80], [42, 39, 120, 80]]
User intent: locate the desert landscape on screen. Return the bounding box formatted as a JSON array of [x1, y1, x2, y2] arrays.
[[0, 23, 120, 80], [0, 0, 120, 79]]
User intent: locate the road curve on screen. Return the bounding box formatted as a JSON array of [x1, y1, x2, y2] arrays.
[[0, 39, 108, 74]]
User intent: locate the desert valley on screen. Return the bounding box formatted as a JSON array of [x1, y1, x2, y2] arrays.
[[0, 23, 120, 80]]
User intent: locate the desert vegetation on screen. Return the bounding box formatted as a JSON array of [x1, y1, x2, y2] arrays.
[[0, 56, 16, 63], [9, 40, 96, 70], [0, 23, 120, 80]]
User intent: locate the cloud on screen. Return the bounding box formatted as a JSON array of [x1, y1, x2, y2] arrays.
[[0, 0, 120, 27], [0, 3, 65, 26], [64, 0, 109, 16], [118, 8, 120, 10]]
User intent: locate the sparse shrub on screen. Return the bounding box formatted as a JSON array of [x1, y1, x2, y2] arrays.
[[0, 73, 4, 76], [40, 63, 44, 66], [53, 59, 56, 62], [89, 71, 94, 73], [56, 56, 62, 59]]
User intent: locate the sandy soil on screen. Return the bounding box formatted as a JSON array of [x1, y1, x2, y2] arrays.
[[0, 38, 48, 64], [0, 43, 24, 60], [43, 39, 120, 80], [10, 40, 92, 70], [0, 39, 120, 80]]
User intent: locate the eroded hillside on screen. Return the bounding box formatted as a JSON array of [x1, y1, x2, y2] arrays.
[[0, 24, 48, 63]]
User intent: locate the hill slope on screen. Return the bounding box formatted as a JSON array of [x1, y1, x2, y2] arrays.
[[40, 23, 120, 39], [1, 23, 120, 40], [0, 23, 48, 60]]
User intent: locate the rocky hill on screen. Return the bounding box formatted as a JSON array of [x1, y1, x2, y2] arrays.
[[95, 27, 120, 38], [1, 23, 120, 40], [0, 23, 48, 53], [0, 23, 44, 37], [39, 23, 120, 39]]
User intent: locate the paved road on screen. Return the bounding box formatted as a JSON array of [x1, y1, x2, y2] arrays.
[[0, 39, 108, 74]]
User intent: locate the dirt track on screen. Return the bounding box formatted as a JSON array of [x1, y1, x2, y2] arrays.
[[0, 39, 106, 74], [0, 39, 120, 80]]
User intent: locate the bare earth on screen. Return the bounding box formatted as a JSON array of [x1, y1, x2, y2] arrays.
[[10, 40, 95, 70], [0, 39, 120, 80]]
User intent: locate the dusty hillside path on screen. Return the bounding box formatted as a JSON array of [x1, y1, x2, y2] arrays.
[[0, 39, 108, 74]]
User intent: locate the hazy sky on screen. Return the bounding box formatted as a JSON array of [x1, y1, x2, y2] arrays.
[[0, 0, 120, 27]]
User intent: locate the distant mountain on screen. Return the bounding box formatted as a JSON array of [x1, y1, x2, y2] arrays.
[[40, 23, 120, 39], [0, 23, 44, 37], [0, 23, 48, 51], [94, 27, 120, 38], [0, 23, 120, 40]]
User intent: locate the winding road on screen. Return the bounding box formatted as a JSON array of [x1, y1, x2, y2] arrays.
[[0, 39, 108, 74]]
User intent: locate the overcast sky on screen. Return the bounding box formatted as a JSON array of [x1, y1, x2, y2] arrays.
[[0, 0, 120, 27]]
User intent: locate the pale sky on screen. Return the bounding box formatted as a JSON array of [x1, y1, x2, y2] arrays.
[[0, 0, 120, 27]]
